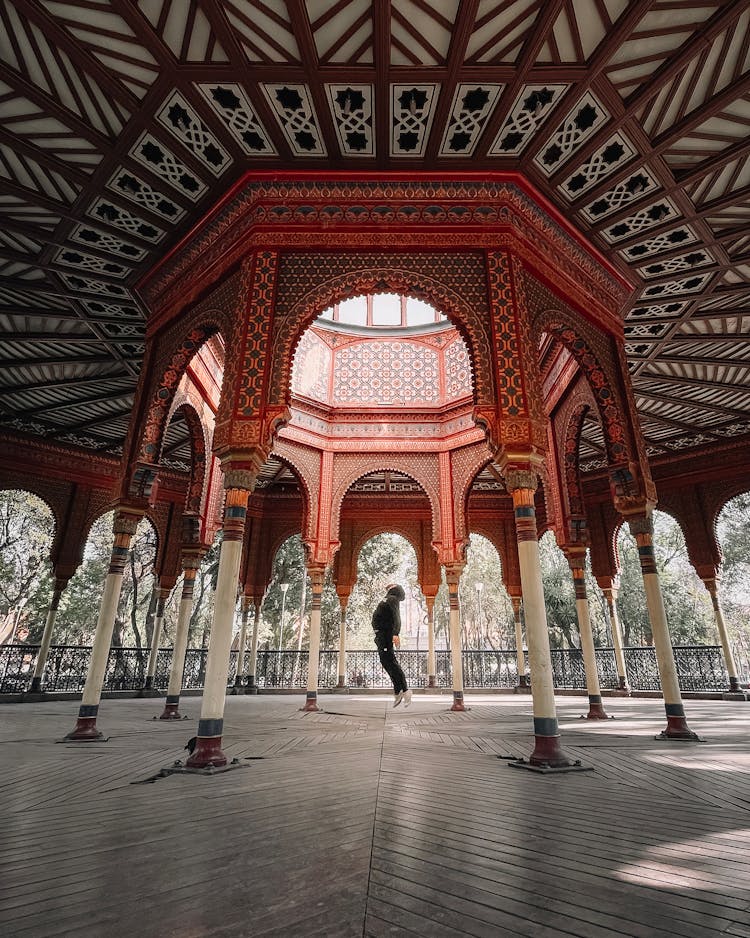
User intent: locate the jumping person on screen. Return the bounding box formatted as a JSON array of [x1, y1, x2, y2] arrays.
[[372, 584, 412, 707]]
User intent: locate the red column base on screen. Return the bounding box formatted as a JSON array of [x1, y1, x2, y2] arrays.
[[300, 693, 320, 712], [336, 677, 346, 688], [658, 714, 700, 740], [64, 716, 105, 742], [428, 676, 436, 688], [585, 699, 610, 720], [449, 691, 466, 712], [530, 734, 572, 768], [186, 735, 228, 768], [159, 702, 182, 720]]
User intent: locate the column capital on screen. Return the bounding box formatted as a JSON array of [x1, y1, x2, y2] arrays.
[[628, 514, 653, 537], [220, 448, 268, 491], [443, 563, 464, 591], [306, 564, 327, 593], [563, 544, 588, 572], [595, 574, 620, 595], [502, 467, 540, 493], [181, 547, 205, 572], [113, 506, 144, 536]]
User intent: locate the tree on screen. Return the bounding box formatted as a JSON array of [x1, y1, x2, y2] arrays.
[[0, 490, 54, 643], [345, 533, 419, 646], [616, 510, 714, 646]]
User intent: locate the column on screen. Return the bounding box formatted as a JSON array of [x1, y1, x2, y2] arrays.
[[160, 556, 200, 719], [425, 596, 436, 689], [143, 585, 169, 691], [302, 566, 326, 712], [568, 554, 608, 719], [246, 598, 261, 694], [703, 577, 742, 694], [28, 576, 69, 694], [629, 516, 698, 739], [445, 565, 466, 711], [65, 508, 142, 741], [336, 597, 347, 689], [511, 596, 529, 690], [187, 470, 253, 768], [232, 594, 252, 693], [600, 579, 629, 692], [506, 470, 572, 768]]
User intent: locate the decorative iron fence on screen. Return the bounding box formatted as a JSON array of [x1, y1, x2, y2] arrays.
[[0, 642, 733, 695]]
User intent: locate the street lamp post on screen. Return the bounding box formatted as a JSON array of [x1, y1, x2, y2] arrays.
[[475, 582, 484, 649], [278, 583, 289, 655]]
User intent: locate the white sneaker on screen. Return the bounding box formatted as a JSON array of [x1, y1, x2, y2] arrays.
[[403, 689, 413, 708], [393, 691, 405, 707]]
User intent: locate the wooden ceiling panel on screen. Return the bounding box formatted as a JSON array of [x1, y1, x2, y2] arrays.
[[0, 0, 748, 460]]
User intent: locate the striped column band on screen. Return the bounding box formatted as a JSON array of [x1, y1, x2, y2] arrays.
[[511, 488, 537, 541], [572, 566, 587, 600], [197, 718, 223, 738], [223, 488, 248, 542]]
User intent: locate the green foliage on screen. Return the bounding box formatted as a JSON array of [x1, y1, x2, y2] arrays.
[[616, 510, 714, 645], [458, 534, 514, 649], [346, 533, 419, 646], [0, 490, 54, 642]]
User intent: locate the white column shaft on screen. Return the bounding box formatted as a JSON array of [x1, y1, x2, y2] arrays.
[[517, 539, 556, 721], [307, 602, 322, 693], [82, 572, 124, 707], [337, 606, 347, 682], [167, 592, 193, 698], [575, 596, 601, 697], [642, 571, 682, 705], [199, 539, 243, 721]]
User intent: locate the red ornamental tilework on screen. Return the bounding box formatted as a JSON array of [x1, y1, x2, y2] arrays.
[[510, 258, 546, 427], [485, 252, 528, 420], [451, 442, 493, 543], [292, 330, 331, 403], [444, 338, 472, 401], [331, 453, 442, 545], [523, 274, 632, 469], [269, 252, 494, 408], [334, 341, 440, 405], [235, 251, 279, 418], [139, 327, 217, 464], [563, 403, 589, 520]]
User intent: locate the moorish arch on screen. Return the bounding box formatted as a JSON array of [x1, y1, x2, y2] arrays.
[[65, 174, 706, 766], [267, 261, 494, 410]]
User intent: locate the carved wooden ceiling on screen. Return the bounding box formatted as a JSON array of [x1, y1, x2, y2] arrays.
[[1, 1, 749, 467]]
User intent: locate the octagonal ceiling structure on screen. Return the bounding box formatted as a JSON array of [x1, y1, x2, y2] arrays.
[[0, 1, 749, 467]]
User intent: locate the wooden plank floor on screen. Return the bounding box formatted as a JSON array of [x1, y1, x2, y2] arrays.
[[1, 694, 749, 937]]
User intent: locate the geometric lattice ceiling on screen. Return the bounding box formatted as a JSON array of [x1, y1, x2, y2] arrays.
[[1, 1, 749, 460]]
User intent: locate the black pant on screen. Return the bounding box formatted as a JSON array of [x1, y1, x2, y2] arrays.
[[374, 632, 407, 694]]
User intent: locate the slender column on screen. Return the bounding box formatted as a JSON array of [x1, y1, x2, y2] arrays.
[[445, 565, 466, 711], [29, 576, 69, 693], [602, 580, 629, 692], [629, 516, 698, 739], [425, 597, 436, 689], [160, 559, 200, 719], [246, 598, 261, 693], [511, 596, 529, 690], [302, 567, 326, 712], [703, 577, 741, 693], [336, 597, 348, 688], [568, 555, 608, 719], [65, 509, 142, 741], [187, 472, 253, 768], [144, 586, 169, 690], [506, 470, 571, 768], [233, 594, 252, 692]]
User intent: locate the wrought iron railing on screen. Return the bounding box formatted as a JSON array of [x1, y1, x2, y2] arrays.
[[0, 642, 734, 694]]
